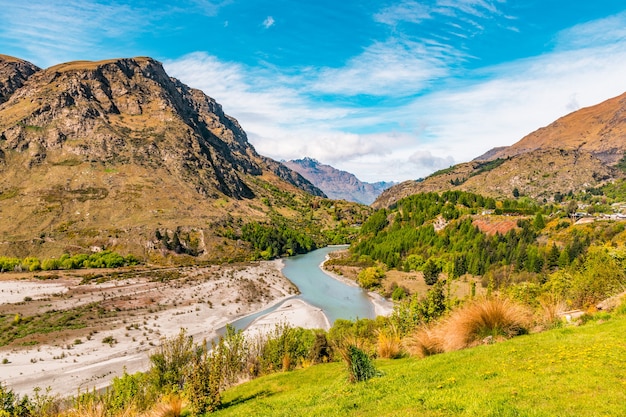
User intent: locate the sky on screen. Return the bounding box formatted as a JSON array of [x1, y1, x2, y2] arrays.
[[2, 1, 626, 182]]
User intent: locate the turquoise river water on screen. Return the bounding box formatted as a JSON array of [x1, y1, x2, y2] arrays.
[[226, 246, 376, 332]]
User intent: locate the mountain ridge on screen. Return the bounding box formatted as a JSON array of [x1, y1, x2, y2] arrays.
[[374, 91, 626, 208], [283, 157, 393, 205], [0, 55, 331, 260]]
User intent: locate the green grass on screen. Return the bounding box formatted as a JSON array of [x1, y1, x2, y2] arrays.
[[214, 316, 626, 416], [0, 303, 119, 346]]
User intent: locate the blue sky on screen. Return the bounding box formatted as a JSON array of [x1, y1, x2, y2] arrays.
[[2, 1, 626, 182]]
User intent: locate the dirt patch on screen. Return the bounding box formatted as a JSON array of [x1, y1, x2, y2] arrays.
[[472, 216, 519, 236]]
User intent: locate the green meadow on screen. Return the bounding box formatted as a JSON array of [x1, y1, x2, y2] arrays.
[[214, 315, 626, 417]]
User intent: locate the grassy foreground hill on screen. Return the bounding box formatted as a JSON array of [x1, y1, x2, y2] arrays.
[[214, 314, 626, 416]]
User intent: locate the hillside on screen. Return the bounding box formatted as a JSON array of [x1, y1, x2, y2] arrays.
[[0, 55, 357, 260], [374, 149, 617, 208], [283, 157, 393, 205], [477, 91, 626, 164], [214, 314, 626, 416], [374, 92, 626, 208], [0, 54, 39, 104]]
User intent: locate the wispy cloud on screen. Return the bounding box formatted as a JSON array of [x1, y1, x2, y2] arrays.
[[374, 0, 504, 32], [312, 39, 458, 96], [0, 0, 150, 65], [0, 0, 231, 67], [263, 16, 275, 29], [167, 10, 626, 182]]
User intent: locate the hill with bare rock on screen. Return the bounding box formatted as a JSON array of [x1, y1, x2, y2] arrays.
[[374, 92, 626, 208], [283, 157, 394, 205], [0, 56, 351, 260], [0, 55, 40, 104]]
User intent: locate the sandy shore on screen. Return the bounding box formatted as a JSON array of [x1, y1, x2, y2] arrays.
[[244, 298, 330, 337]]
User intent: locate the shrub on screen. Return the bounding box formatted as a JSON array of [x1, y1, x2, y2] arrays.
[[339, 345, 378, 383], [391, 285, 407, 301], [422, 259, 441, 285], [149, 329, 194, 391], [108, 370, 155, 414], [253, 324, 316, 374], [357, 266, 385, 289], [390, 280, 447, 336], [440, 297, 532, 351], [186, 347, 223, 415]]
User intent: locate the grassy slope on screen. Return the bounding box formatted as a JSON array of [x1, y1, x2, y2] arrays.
[[215, 316, 626, 417]]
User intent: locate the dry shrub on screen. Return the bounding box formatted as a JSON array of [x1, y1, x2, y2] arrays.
[[535, 294, 567, 330], [146, 394, 184, 417], [376, 325, 403, 359], [441, 297, 532, 352], [403, 325, 444, 358]]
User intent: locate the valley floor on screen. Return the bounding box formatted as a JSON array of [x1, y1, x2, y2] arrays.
[[0, 260, 330, 397]]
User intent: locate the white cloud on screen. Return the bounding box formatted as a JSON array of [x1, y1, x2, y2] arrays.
[[313, 39, 457, 96], [0, 0, 150, 66], [263, 16, 275, 29], [166, 17, 626, 183], [374, 0, 504, 29], [409, 150, 455, 171]]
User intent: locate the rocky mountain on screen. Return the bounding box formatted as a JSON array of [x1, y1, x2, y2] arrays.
[[374, 92, 626, 208], [0, 55, 327, 259], [283, 158, 393, 205], [0, 54, 40, 104]]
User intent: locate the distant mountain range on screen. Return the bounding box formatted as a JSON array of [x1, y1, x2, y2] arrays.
[[374, 92, 626, 208], [0, 55, 332, 259], [282, 158, 394, 205]]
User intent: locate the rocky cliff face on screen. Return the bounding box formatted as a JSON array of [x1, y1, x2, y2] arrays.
[[0, 56, 323, 258], [283, 158, 393, 205], [0, 55, 40, 104]]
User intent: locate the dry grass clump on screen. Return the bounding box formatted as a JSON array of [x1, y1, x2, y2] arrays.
[[145, 394, 184, 417], [376, 324, 403, 359], [404, 297, 533, 357], [403, 325, 444, 358], [535, 294, 567, 330], [441, 297, 533, 352]]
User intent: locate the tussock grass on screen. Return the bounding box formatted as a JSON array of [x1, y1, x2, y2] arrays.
[[404, 297, 533, 357], [440, 297, 533, 351], [403, 325, 444, 358], [376, 325, 402, 359], [146, 394, 184, 417]]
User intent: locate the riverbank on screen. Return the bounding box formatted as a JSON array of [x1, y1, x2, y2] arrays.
[[244, 298, 331, 336], [1, 247, 389, 398], [0, 260, 298, 397], [319, 254, 394, 317]]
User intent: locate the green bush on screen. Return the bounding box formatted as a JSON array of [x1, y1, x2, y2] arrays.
[[357, 266, 385, 289], [341, 345, 378, 383]]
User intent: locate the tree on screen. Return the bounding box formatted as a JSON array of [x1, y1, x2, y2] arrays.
[[512, 187, 520, 198], [357, 267, 385, 289], [422, 259, 441, 285], [533, 212, 546, 230]]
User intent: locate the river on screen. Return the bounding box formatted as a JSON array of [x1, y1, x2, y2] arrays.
[[227, 246, 377, 332]]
